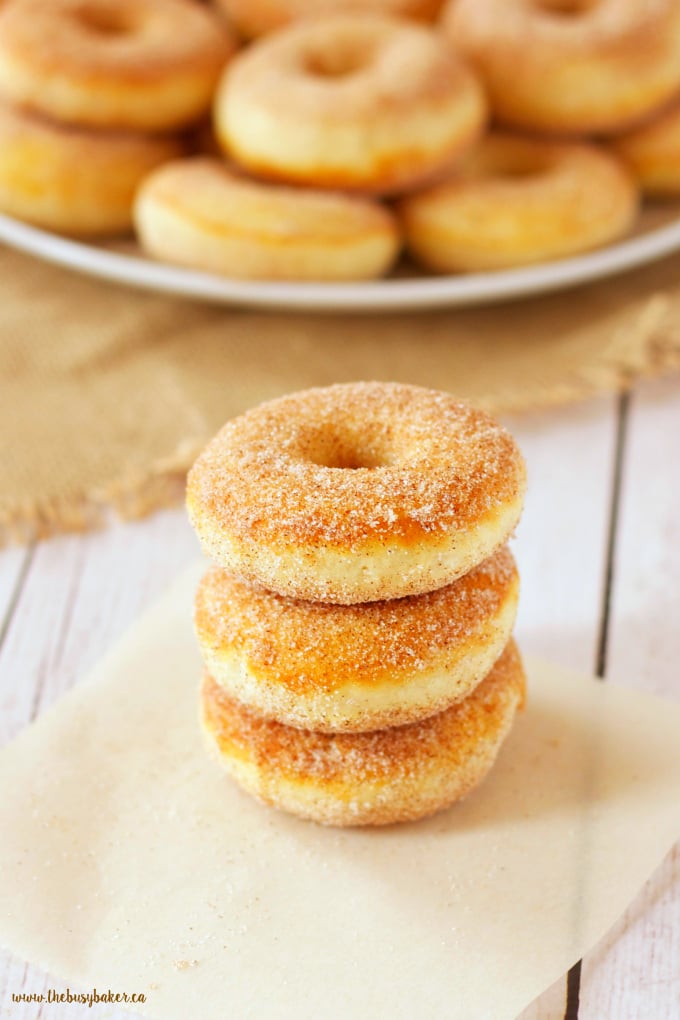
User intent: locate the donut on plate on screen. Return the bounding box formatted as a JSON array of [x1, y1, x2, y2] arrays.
[[443, 0, 680, 135], [201, 638, 526, 826], [0, 0, 235, 131], [214, 14, 486, 194], [0, 101, 183, 235], [194, 546, 519, 732], [134, 157, 401, 281], [215, 0, 445, 39], [612, 98, 680, 197], [398, 132, 638, 272], [186, 382, 527, 604]]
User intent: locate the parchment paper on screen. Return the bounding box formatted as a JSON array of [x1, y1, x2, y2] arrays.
[[0, 563, 679, 1020]]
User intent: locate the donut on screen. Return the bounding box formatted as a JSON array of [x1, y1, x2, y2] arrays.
[[194, 546, 519, 732], [0, 0, 235, 131], [612, 99, 680, 197], [134, 157, 401, 281], [0, 102, 183, 236], [186, 382, 527, 605], [214, 14, 486, 194], [443, 0, 680, 136], [397, 133, 638, 273], [201, 638, 526, 826], [215, 0, 445, 39]]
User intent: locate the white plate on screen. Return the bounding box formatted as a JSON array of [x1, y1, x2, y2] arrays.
[[1, 205, 679, 312]]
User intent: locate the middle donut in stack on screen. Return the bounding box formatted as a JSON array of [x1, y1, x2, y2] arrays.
[[188, 381, 527, 826]]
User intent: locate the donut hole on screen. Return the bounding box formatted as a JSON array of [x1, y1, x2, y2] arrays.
[[304, 431, 392, 470], [534, 0, 597, 16], [466, 141, 556, 182], [301, 43, 372, 81], [75, 4, 136, 36], [320, 452, 388, 470], [310, 448, 390, 470], [494, 155, 552, 180]]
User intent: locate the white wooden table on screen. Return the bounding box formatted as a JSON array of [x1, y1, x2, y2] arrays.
[[1, 376, 678, 1020]]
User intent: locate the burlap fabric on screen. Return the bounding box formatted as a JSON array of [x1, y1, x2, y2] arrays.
[[2, 245, 680, 545]]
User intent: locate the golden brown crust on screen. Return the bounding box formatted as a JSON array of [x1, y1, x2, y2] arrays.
[[215, 14, 486, 194], [196, 546, 516, 695], [0, 101, 184, 235], [443, 0, 680, 135], [134, 157, 401, 281], [194, 547, 519, 730], [612, 98, 680, 197], [0, 0, 235, 130], [187, 381, 523, 549], [398, 132, 639, 272], [186, 382, 526, 603], [201, 639, 526, 826]]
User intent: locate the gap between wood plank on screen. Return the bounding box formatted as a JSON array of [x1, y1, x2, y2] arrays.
[[30, 540, 88, 723], [0, 545, 34, 654], [595, 391, 631, 681], [564, 390, 631, 1020]]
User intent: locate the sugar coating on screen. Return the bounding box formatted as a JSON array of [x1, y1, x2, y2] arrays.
[[200, 640, 526, 826], [186, 382, 526, 602], [195, 546, 517, 694]]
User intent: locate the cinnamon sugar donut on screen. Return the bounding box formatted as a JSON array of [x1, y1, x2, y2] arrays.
[[195, 546, 519, 732], [214, 14, 486, 194], [186, 383, 527, 605], [134, 158, 401, 281], [612, 99, 680, 197], [215, 0, 445, 39], [0, 0, 235, 131], [0, 102, 183, 236], [201, 639, 526, 826], [398, 133, 638, 272], [443, 0, 680, 135]]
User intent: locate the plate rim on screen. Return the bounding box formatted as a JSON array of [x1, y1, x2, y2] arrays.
[[1, 209, 680, 313]]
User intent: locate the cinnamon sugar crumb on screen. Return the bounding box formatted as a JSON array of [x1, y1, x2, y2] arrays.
[[201, 641, 525, 785], [187, 382, 526, 550], [195, 546, 518, 694]]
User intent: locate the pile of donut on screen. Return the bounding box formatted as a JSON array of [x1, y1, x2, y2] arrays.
[[187, 381, 528, 826], [1, 0, 680, 281]]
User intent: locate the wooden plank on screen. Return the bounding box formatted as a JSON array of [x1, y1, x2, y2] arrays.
[[580, 376, 680, 1020], [509, 397, 618, 675], [0, 508, 196, 746], [506, 397, 620, 1020]]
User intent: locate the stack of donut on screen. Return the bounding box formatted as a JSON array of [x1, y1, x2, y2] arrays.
[[0, 0, 234, 235], [187, 381, 528, 826]]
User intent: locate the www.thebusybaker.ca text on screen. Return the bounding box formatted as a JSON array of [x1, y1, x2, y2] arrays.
[[12, 987, 147, 1007]]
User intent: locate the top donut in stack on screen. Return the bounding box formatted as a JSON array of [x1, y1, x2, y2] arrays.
[[188, 382, 528, 826], [187, 381, 525, 605], [0, 0, 235, 235]]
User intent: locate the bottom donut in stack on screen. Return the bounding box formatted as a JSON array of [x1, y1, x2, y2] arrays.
[[195, 546, 525, 827], [201, 640, 525, 827]]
